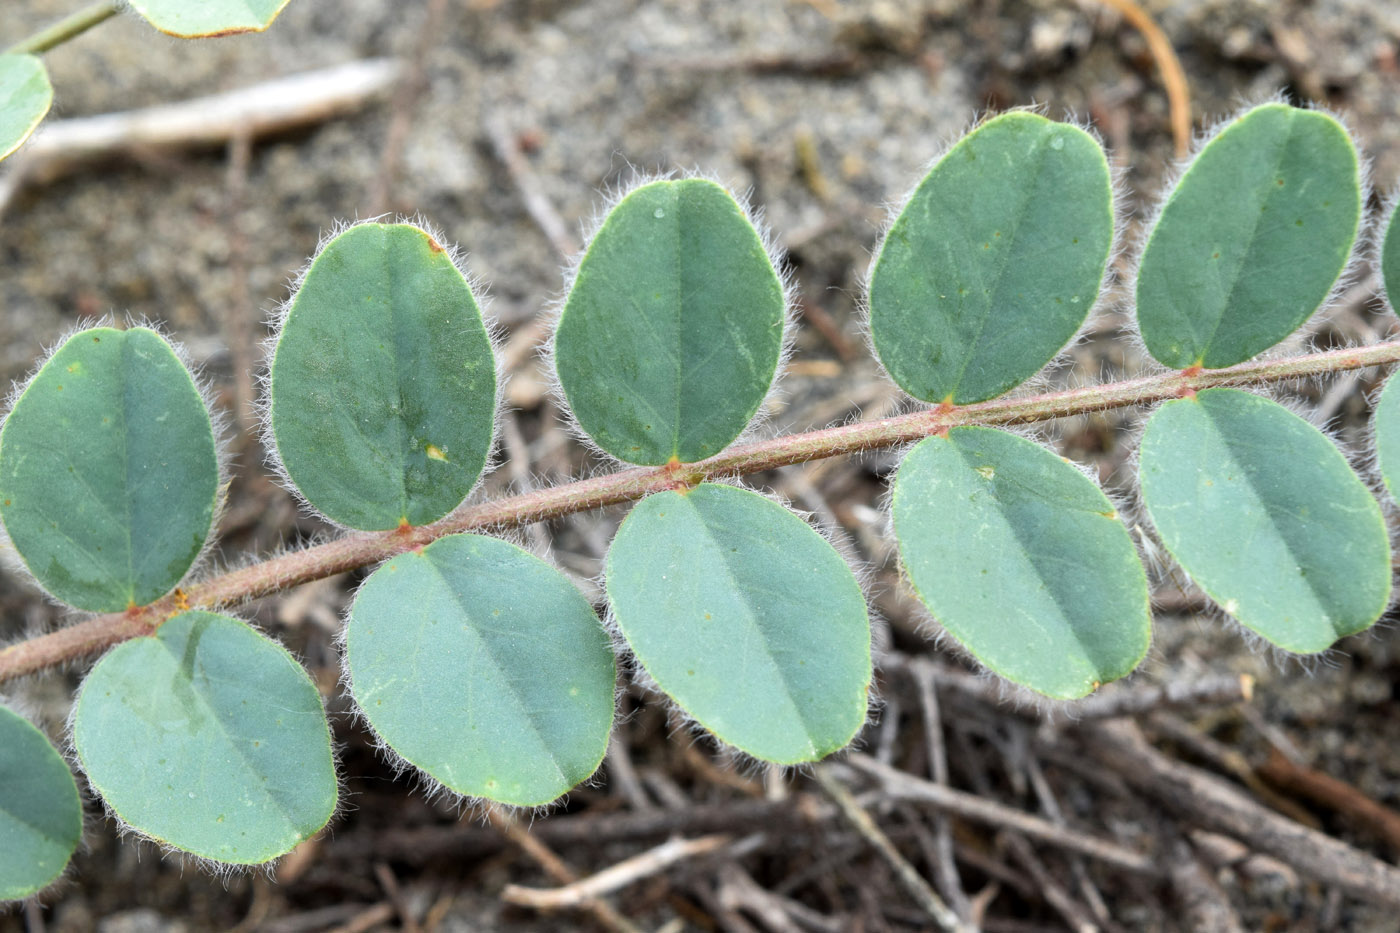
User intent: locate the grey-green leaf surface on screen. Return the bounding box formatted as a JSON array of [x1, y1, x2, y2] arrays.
[[0, 327, 219, 612], [270, 223, 496, 530], [554, 179, 785, 465], [346, 534, 615, 807], [1383, 198, 1400, 313], [1375, 370, 1400, 498], [869, 111, 1113, 404], [607, 483, 870, 763], [1140, 388, 1390, 652], [73, 611, 337, 865], [1136, 103, 1360, 369], [0, 706, 81, 901], [0, 54, 51, 162], [127, 0, 290, 37], [892, 427, 1151, 699]]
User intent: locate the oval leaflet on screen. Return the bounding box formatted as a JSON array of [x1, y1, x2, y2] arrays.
[[606, 483, 871, 763], [346, 533, 616, 807], [0, 54, 52, 162], [892, 426, 1151, 699], [73, 611, 338, 864], [0, 705, 82, 901], [554, 178, 786, 465], [0, 326, 219, 612], [270, 222, 497, 530], [869, 111, 1114, 404], [1136, 103, 1361, 369], [1139, 388, 1390, 652]]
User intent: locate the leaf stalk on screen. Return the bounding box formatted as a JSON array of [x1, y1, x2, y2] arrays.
[[6, 1, 122, 55]]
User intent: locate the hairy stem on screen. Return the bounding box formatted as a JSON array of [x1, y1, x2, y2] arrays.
[[6, 1, 122, 55], [3, 340, 1398, 683]]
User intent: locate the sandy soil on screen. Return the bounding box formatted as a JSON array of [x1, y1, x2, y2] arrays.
[[3, 0, 1400, 930]]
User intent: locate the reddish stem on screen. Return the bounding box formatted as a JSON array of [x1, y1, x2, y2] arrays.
[[3, 341, 1398, 683]]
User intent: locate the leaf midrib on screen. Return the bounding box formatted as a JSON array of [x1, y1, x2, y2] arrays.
[[1194, 398, 1350, 638], [944, 436, 1120, 689], [414, 550, 574, 793], [676, 490, 823, 759], [948, 122, 1062, 400], [1194, 110, 1299, 365]]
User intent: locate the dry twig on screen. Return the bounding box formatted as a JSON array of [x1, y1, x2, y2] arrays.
[[1256, 747, 1400, 852], [368, 0, 448, 214], [502, 833, 734, 910], [847, 754, 1155, 876], [373, 862, 421, 933], [487, 809, 642, 933], [1003, 835, 1098, 933], [1086, 720, 1400, 907], [1089, 0, 1192, 157], [906, 658, 976, 924], [1166, 837, 1244, 933], [0, 59, 402, 218], [324, 903, 396, 933], [813, 765, 970, 933], [1058, 674, 1254, 722]]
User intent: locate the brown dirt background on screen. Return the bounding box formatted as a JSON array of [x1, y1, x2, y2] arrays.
[[3, 0, 1400, 930]]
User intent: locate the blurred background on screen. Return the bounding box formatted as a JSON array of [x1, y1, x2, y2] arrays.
[[2, 0, 1400, 930]]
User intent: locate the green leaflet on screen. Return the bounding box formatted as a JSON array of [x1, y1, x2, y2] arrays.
[[1383, 199, 1400, 313], [1375, 370, 1400, 498], [0, 706, 81, 901], [869, 111, 1114, 404], [126, 0, 291, 37], [1139, 388, 1390, 652], [0, 327, 219, 612], [270, 223, 496, 530], [554, 179, 786, 465], [346, 534, 616, 807], [606, 483, 870, 763], [0, 54, 52, 162], [1136, 103, 1360, 370], [73, 611, 337, 865], [892, 427, 1151, 699]]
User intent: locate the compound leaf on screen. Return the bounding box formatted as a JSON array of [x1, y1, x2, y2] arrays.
[[0, 327, 219, 612], [127, 0, 290, 37], [0, 54, 51, 162], [892, 427, 1150, 699], [606, 483, 870, 763], [869, 111, 1113, 404], [1136, 103, 1360, 369], [270, 223, 496, 530], [1375, 370, 1400, 498], [554, 179, 785, 465], [73, 611, 337, 865], [1140, 388, 1390, 652], [0, 706, 81, 901], [346, 534, 615, 807]]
